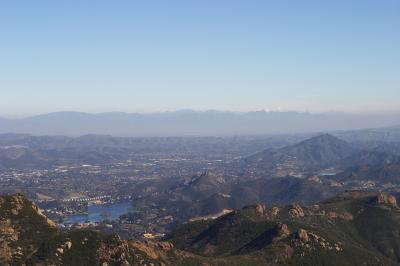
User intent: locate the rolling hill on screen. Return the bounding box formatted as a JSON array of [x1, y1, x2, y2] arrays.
[[242, 134, 358, 176]]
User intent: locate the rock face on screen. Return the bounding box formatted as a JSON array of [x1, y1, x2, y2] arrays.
[[96, 236, 133, 266], [157, 241, 174, 251], [297, 229, 309, 242], [272, 223, 291, 243], [0, 194, 36, 264], [31, 202, 57, 227], [276, 223, 291, 236], [292, 229, 343, 253], [375, 192, 397, 207], [242, 203, 268, 218], [271, 206, 280, 217], [255, 203, 268, 216], [0, 219, 18, 263], [289, 204, 305, 218], [9, 194, 25, 216]]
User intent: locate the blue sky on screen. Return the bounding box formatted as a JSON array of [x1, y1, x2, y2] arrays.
[[0, 0, 399, 116]]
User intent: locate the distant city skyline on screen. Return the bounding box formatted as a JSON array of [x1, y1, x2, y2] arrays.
[[1, 1, 399, 116]]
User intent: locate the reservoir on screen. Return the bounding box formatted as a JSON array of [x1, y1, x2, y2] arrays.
[[63, 201, 132, 224]]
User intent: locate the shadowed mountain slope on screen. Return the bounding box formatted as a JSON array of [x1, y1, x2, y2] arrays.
[[166, 191, 400, 265], [0, 194, 206, 266], [3, 193, 400, 265], [246, 134, 357, 167]]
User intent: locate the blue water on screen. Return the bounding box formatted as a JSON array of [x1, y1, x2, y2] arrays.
[[63, 201, 132, 224], [320, 172, 337, 176]]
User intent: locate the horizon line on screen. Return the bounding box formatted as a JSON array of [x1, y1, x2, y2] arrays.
[[2, 108, 400, 119]]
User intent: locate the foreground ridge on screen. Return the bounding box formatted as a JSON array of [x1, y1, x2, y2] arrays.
[[1, 192, 400, 265]]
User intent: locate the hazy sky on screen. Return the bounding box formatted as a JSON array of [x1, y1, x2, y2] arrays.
[[1, 0, 399, 116]]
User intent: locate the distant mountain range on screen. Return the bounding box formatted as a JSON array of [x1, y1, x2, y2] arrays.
[[1, 111, 400, 136]]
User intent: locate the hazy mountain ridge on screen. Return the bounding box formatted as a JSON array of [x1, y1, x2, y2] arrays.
[[244, 134, 358, 173], [277, 134, 356, 164], [1, 111, 400, 136]]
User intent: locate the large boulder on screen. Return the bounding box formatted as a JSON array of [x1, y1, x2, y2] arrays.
[[289, 204, 304, 218], [374, 192, 397, 207], [296, 229, 309, 242]]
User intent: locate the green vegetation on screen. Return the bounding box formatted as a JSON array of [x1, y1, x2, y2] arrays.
[[166, 191, 400, 265], [2, 192, 400, 265]]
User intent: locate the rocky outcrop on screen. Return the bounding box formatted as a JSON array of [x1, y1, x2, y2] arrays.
[[242, 203, 268, 218], [297, 229, 309, 242], [289, 204, 304, 218], [9, 194, 25, 216], [129, 240, 178, 265], [97, 236, 133, 266], [271, 223, 291, 243], [31, 202, 56, 227], [0, 219, 19, 263], [276, 223, 290, 236], [292, 229, 343, 253], [65, 240, 72, 250], [157, 241, 174, 251], [271, 206, 280, 217], [374, 192, 397, 207], [0, 195, 28, 264], [254, 203, 268, 216]]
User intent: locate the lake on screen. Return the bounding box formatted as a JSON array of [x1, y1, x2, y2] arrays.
[[63, 201, 132, 224]]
